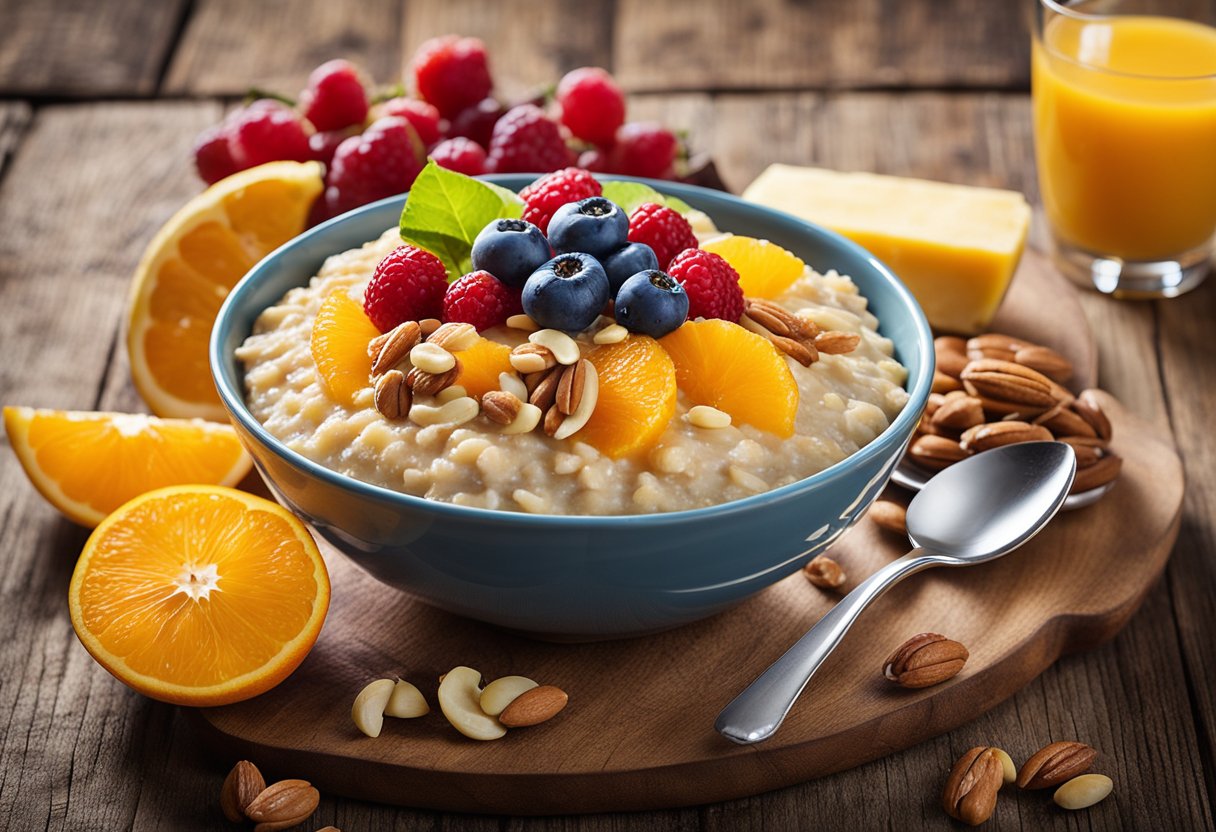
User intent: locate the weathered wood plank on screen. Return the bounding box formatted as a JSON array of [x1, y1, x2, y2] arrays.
[[0, 0, 187, 97], [164, 0, 403, 97], [0, 103, 32, 181], [614, 0, 1029, 93]]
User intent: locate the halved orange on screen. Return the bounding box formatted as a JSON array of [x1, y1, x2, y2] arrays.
[[3, 406, 252, 527], [310, 289, 380, 407], [579, 336, 678, 459], [701, 235, 805, 299], [127, 161, 324, 420], [453, 337, 515, 400], [69, 485, 330, 706], [660, 319, 800, 437]]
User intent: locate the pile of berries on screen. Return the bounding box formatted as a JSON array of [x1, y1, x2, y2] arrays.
[[192, 37, 687, 224], [362, 168, 743, 339]]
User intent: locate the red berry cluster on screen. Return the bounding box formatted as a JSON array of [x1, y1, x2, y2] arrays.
[[191, 37, 688, 226]]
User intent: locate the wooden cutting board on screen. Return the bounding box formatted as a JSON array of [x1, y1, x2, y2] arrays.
[[192, 253, 1182, 814]]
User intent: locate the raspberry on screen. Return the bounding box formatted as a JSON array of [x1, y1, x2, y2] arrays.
[[307, 129, 352, 167], [577, 147, 609, 173], [228, 100, 313, 168], [299, 59, 369, 132], [323, 116, 425, 218], [193, 124, 240, 185], [486, 104, 574, 174], [411, 35, 493, 119], [363, 245, 449, 332], [627, 203, 698, 269], [377, 97, 444, 146], [519, 167, 602, 233], [448, 97, 503, 148], [667, 249, 743, 323], [610, 122, 679, 180], [429, 137, 487, 176], [443, 270, 523, 331], [556, 67, 626, 146]]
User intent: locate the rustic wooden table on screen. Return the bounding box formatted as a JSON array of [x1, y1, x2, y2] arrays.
[[1, 1, 1213, 829]]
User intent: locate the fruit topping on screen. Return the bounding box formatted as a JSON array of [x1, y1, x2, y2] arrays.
[[613, 270, 689, 338], [578, 336, 677, 459], [324, 116, 426, 219], [411, 35, 493, 119], [452, 337, 515, 399], [299, 59, 369, 132], [471, 218, 552, 288], [363, 244, 449, 332], [627, 202, 698, 269], [486, 104, 575, 174], [547, 196, 628, 259], [522, 253, 611, 332], [311, 290, 381, 406], [609, 122, 679, 179], [660, 319, 799, 437], [667, 248, 744, 322], [443, 270, 524, 331], [701, 235, 805, 299], [519, 167, 602, 234], [556, 67, 626, 147], [429, 137, 487, 176], [601, 241, 660, 296]]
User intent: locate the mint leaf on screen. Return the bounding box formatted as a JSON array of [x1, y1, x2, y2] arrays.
[[399, 161, 525, 279], [599, 180, 692, 216]]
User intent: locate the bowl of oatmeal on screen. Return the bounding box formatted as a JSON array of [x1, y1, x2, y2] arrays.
[[211, 175, 933, 639]]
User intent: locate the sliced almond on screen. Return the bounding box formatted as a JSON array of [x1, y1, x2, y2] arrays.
[[506, 313, 540, 332], [593, 323, 629, 344], [498, 684, 569, 728], [409, 341, 456, 374]]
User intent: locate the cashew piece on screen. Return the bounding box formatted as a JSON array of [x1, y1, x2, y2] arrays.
[[384, 679, 429, 719], [479, 676, 539, 717], [438, 666, 506, 740], [352, 678, 395, 738]]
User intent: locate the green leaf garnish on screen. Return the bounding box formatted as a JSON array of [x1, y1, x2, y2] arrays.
[[599, 180, 692, 216], [399, 161, 524, 280]]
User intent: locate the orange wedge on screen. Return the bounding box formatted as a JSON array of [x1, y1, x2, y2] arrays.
[[69, 485, 329, 706], [127, 161, 324, 421], [453, 337, 515, 399], [310, 289, 380, 407], [579, 336, 678, 459], [3, 406, 252, 528], [660, 319, 799, 437], [701, 235, 805, 299]]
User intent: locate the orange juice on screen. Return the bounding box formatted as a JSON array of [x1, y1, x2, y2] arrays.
[[1033, 13, 1216, 261]]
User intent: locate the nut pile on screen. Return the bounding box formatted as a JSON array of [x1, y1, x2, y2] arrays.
[[914, 333, 1121, 496], [740, 297, 860, 367], [943, 740, 1112, 824], [219, 759, 329, 831], [352, 667, 568, 742]]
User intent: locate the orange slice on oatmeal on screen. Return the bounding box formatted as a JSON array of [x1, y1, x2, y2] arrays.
[[310, 289, 380, 407], [660, 319, 799, 437], [453, 337, 515, 400], [579, 336, 678, 459], [69, 485, 329, 706], [3, 406, 251, 527], [127, 161, 324, 420], [701, 236, 805, 299]]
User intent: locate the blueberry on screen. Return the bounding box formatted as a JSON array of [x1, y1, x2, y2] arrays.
[[547, 197, 628, 259], [613, 270, 689, 338], [470, 218, 552, 288], [601, 242, 660, 297], [522, 253, 611, 332]]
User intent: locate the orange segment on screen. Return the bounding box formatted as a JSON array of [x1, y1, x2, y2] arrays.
[[127, 161, 324, 420], [453, 337, 515, 399], [69, 485, 329, 706], [579, 336, 677, 459], [3, 406, 252, 528], [660, 319, 799, 437], [310, 290, 380, 407], [701, 235, 806, 299]]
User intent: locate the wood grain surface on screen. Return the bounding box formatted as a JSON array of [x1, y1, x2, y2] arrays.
[[0, 2, 1214, 829]]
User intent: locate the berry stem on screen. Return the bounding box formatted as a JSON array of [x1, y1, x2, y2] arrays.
[[244, 87, 296, 107]]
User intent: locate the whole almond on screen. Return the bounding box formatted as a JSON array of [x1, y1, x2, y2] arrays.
[[925, 393, 945, 418], [220, 760, 265, 822], [499, 684, 569, 727], [406, 363, 461, 397], [1059, 437, 1104, 468], [931, 395, 984, 431], [374, 370, 411, 420], [370, 321, 422, 375], [884, 633, 969, 688], [815, 330, 861, 355], [419, 318, 442, 336], [244, 779, 320, 824], [1014, 344, 1073, 382], [868, 499, 907, 535], [543, 403, 564, 436], [1017, 741, 1097, 789], [959, 420, 1053, 453], [943, 746, 1004, 825], [744, 299, 798, 338], [967, 332, 1028, 359], [973, 394, 1049, 419], [1071, 452, 1122, 493], [1073, 391, 1113, 441], [908, 434, 969, 471], [1035, 404, 1097, 439], [934, 336, 969, 379], [803, 555, 846, 589], [932, 370, 963, 394], [772, 334, 818, 366], [481, 390, 523, 425], [961, 359, 1056, 408]]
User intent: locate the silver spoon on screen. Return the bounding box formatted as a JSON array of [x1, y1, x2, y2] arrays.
[[891, 456, 1110, 510], [715, 440, 1076, 745]]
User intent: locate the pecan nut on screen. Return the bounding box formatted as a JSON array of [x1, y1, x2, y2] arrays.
[[943, 746, 1004, 825], [1017, 741, 1097, 790], [961, 359, 1057, 408], [884, 633, 968, 688], [959, 420, 1053, 453]]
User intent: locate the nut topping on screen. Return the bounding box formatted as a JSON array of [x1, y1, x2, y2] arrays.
[[942, 746, 1004, 825], [370, 321, 421, 375], [814, 330, 862, 355], [772, 334, 818, 366], [528, 366, 563, 411], [426, 321, 478, 352], [510, 343, 558, 375], [481, 390, 523, 425], [803, 555, 846, 589], [406, 362, 461, 397], [884, 633, 968, 688], [373, 370, 411, 420], [556, 359, 589, 415], [1017, 741, 1097, 789]]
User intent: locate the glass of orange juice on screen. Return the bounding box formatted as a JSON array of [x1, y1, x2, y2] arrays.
[[1032, 0, 1216, 297]]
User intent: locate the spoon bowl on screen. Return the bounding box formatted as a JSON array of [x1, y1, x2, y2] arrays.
[[892, 455, 1105, 511]]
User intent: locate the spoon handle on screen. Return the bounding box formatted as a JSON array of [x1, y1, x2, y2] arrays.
[[715, 548, 940, 744]]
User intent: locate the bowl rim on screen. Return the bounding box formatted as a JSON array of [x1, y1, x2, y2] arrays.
[[211, 175, 933, 528]]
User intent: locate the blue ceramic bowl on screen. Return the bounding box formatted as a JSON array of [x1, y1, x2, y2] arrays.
[[211, 176, 933, 639]]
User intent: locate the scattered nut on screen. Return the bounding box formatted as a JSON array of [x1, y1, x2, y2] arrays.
[[352, 678, 395, 738], [593, 323, 629, 344], [1018, 741, 1097, 789], [884, 633, 968, 688], [438, 666, 506, 740], [409, 341, 457, 374], [244, 779, 320, 828], [498, 684, 569, 727], [868, 499, 907, 535], [992, 748, 1017, 785], [1053, 773, 1113, 810], [384, 679, 429, 719], [803, 555, 846, 589], [220, 760, 265, 822], [942, 747, 1004, 825], [479, 675, 539, 717], [687, 405, 732, 429], [529, 329, 581, 365], [1014, 344, 1073, 382], [814, 330, 861, 355]]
